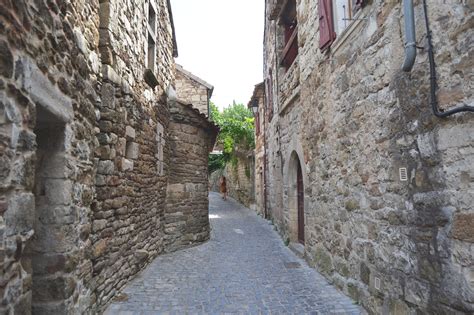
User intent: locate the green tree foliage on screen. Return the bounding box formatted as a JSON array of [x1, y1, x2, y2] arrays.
[[209, 101, 255, 171]]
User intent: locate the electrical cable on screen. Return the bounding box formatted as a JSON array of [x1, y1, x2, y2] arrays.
[[422, 0, 474, 117]]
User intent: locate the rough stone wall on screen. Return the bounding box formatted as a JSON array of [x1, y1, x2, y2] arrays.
[[175, 66, 211, 116], [91, 0, 175, 310], [0, 0, 180, 313], [209, 155, 255, 208], [228, 155, 255, 208], [263, 0, 474, 314], [99, 0, 175, 95], [165, 101, 218, 251], [0, 1, 101, 314], [250, 84, 266, 215]]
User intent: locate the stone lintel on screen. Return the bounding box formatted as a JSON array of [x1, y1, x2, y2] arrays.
[[18, 57, 73, 123]]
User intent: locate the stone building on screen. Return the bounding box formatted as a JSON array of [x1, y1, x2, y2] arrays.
[[0, 0, 217, 314], [165, 98, 219, 251], [175, 64, 214, 117], [209, 150, 255, 208], [260, 0, 473, 313], [248, 82, 266, 216]]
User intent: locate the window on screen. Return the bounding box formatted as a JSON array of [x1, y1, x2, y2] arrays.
[[145, 1, 159, 88], [156, 122, 165, 176], [255, 113, 260, 136], [279, 0, 298, 69], [333, 0, 362, 35], [319, 0, 366, 51], [266, 70, 274, 121]]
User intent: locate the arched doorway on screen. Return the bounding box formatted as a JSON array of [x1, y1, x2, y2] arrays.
[[287, 151, 305, 245]]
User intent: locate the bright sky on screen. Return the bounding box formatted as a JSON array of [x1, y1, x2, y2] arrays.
[[171, 0, 265, 110]]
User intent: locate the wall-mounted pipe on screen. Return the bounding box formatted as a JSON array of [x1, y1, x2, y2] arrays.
[[421, 0, 474, 117], [402, 0, 417, 72]]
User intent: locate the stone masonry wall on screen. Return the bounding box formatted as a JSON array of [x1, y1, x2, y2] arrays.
[[0, 0, 179, 313], [252, 83, 266, 216], [209, 155, 255, 209], [165, 101, 218, 252], [0, 0, 101, 313], [263, 0, 474, 314], [175, 66, 211, 116], [92, 0, 175, 310]]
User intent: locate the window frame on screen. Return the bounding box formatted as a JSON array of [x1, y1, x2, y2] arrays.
[[319, 0, 366, 52], [145, 0, 159, 88], [279, 0, 298, 69]]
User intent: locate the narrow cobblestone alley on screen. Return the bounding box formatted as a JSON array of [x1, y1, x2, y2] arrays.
[[105, 193, 362, 314]]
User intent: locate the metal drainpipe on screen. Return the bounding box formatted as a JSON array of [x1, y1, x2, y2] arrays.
[[263, 87, 268, 219], [421, 0, 474, 117], [402, 0, 417, 72]]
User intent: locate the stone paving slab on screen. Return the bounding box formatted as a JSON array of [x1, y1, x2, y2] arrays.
[[104, 192, 363, 314]]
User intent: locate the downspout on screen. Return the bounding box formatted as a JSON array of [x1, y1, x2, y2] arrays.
[[421, 0, 474, 117], [402, 0, 473, 117], [263, 89, 268, 219], [401, 0, 416, 72], [262, 0, 268, 219]]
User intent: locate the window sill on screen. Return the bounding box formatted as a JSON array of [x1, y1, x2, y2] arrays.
[[330, 10, 365, 55], [144, 68, 158, 89]]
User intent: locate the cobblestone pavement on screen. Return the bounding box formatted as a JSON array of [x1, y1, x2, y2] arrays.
[[105, 193, 363, 314]]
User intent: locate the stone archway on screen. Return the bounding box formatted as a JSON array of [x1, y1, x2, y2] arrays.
[[286, 151, 305, 244]]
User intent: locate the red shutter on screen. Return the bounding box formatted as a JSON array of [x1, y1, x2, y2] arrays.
[[266, 72, 274, 121], [255, 113, 260, 136], [318, 0, 336, 51]]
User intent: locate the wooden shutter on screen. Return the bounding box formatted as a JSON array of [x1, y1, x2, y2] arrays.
[[318, 0, 336, 51], [266, 72, 274, 121], [255, 113, 260, 136]]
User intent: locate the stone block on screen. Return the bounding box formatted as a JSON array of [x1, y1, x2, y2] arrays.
[[125, 126, 135, 140], [17, 57, 73, 122], [360, 262, 371, 285], [93, 219, 108, 233], [93, 239, 108, 258], [5, 192, 34, 236], [102, 64, 121, 85], [32, 275, 76, 302], [417, 132, 437, 159], [12, 292, 31, 315], [125, 142, 139, 160], [3, 96, 22, 124], [404, 279, 430, 308], [44, 179, 72, 205], [31, 252, 78, 275], [314, 247, 333, 274], [120, 158, 133, 171], [33, 223, 78, 253], [451, 213, 474, 242], [117, 137, 127, 156], [97, 133, 111, 145], [101, 83, 115, 109], [73, 27, 88, 55], [134, 250, 149, 264], [0, 39, 13, 78], [437, 125, 474, 151], [32, 301, 68, 315], [97, 160, 115, 175], [36, 205, 77, 225], [167, 184, 184, 193]]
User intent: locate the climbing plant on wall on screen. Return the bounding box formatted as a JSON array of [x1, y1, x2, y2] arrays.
[[209, 101, 255, 171]]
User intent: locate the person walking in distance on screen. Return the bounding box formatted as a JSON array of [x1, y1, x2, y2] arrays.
[[220, 176, 227, 200]]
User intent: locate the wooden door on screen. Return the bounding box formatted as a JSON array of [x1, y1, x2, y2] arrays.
[[297, 161, 305, 244]]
